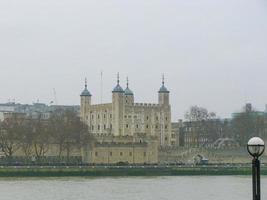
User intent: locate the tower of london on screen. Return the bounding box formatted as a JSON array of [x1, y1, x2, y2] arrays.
[[80, 74, 173, 147]]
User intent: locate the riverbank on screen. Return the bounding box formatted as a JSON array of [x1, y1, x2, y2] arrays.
[[0, 165, 264, 177]]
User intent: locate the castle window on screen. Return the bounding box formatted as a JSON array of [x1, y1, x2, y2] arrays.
[[91, 115, 94, 119], [156, 116, 159, 120], [104, 114, 106, 119], [110, 124, 112, 129], [147, 116, 149, 120], [166, 117, 168, 121], [126, 124, 129, 128], [104, 124, 106, 130], [144, 152, 146, 157], [136, 124, 139, 129], [129, 152, 132, 156], [110, 152, 112, 156], [165, 137, 168, 141], [125, 115, 127, 118], [146, 125, 149, 129], [165, 125, 168, 129], [120, 152, 123, 156], [95, 152, 98, 156], [98, 125, 100, 130], [91, 126, 94, 130], [98, 114, 100, 119], [126, 100, 128, 103], [156, 125, 158, 129], [110, 114, 112, 118]]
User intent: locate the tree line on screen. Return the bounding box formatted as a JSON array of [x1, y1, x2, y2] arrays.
[[184, 105, 267, 147], [0, 110, 90, 160], [0, 105, 265, 161]]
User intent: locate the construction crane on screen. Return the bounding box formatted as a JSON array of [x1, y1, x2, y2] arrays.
[[53, 88, 58, 105]]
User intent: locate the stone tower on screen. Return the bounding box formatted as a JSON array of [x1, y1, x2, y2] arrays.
[[112, 73, 125, 136], [124, 77, 134, 105], [158, 75, 169, 105], [80, 78, 91, 122], [158, 75, 171, 146]]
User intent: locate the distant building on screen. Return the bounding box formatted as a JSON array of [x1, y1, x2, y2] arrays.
[[0, 103, 17, 112], [172, 119, 229, 147], [171, 120, 183, 146], [0, 102, 80, 121], [232, 103, 265, 118]]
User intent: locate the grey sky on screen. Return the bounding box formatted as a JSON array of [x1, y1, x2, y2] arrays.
[[1, 0, 267, 120]]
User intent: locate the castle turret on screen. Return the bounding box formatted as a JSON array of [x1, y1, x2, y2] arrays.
[[80, 78, 91, 122], [112, 73, 125, 136], [158, 75, 171, 146], [124, 77, 134, 105], [158, 75, 169, 105]]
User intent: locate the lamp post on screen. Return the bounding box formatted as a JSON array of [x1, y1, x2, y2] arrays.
[[247, 137, 265, 200]]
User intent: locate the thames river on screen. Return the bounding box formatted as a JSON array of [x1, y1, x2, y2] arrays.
[[0, 176, 266, 200]]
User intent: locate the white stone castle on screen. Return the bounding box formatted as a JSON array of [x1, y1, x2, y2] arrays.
[[80, 74, 173, 147]]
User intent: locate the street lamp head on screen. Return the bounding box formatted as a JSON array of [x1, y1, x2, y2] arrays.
[[247, 137, 265, 158]]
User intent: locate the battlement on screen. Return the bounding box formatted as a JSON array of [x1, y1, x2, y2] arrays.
[[95, 142, 148, 148], [133, 103, 160, 108], [90, 103, 112, 109]]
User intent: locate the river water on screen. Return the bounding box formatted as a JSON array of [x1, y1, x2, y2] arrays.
[[0, 176, 266, 200]]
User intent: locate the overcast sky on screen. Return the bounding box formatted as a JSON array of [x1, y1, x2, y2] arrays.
[[0, 0, 267, 120]]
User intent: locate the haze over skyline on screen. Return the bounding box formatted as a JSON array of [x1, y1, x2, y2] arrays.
[[1, 0, 267, 120]]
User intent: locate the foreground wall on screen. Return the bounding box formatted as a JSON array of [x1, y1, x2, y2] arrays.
[[82, 139, 158, 164]]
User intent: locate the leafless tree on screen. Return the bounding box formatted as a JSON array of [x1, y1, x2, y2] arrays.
[[0, 114, 22, 157], [20, 118, 35, 158], [31, 115, 50, 159], [50, 110, 90, 161], [184, 106, 218, 147]]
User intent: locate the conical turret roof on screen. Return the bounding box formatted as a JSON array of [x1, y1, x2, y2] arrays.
[[158, 75, 169, 93], [80, 78, 92, 96], [124, 77, 134, 95], [112, 73, 125, 93]]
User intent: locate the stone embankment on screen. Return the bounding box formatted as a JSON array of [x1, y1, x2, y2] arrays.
[[0, 165, 263, 177]]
